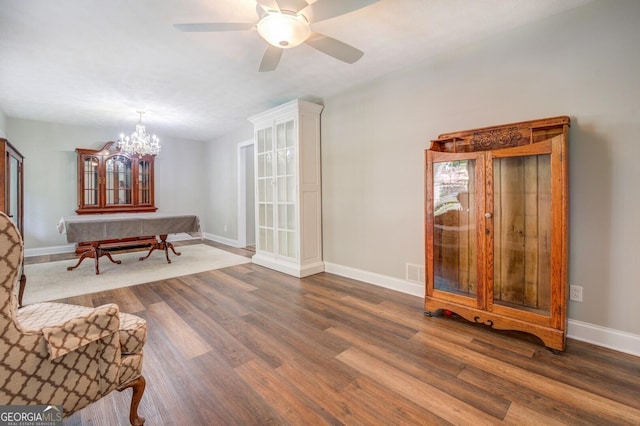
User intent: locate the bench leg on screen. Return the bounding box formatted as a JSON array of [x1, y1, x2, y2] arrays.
[[67, 243, 122, 275], [139, 235, 181, 264]]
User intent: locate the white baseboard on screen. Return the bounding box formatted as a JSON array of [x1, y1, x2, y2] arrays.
[[252, 254, 324, 278], [203, 232, 244, 248], [324, 261, 640, 357], [25, 244, 76, 257], [324, 261, 424, 298], [567, 319, 640, 357]]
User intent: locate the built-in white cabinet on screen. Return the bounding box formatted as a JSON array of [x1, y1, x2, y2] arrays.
[[249, 99, 323, 277]]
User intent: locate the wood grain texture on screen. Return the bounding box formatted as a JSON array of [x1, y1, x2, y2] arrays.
[[40, 243, 639, 425]]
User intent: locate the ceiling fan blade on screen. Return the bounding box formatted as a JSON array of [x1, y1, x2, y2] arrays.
[[299, 0, 379, 23], [259, 45, 283, 72], [305, 33, 364, 64], [173, 23, 254, 32], [257, 0, 280, 13], [275, 0, 309, 13]]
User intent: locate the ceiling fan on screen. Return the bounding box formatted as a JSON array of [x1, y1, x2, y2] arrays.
[[174, 0, 380, 72]]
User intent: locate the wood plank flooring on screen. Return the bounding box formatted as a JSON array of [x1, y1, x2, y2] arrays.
[[33, 243, 639, 425]]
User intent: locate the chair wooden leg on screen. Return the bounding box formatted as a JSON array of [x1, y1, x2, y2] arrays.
[[118, 375, 146, 425]]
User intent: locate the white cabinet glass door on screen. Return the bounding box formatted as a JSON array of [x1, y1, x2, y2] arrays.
[[275, 119, 297, 259], [256, 126, 274, 253]]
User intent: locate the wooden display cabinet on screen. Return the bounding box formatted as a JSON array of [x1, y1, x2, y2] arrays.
[[0, 138, 26, 305], [75, 141, 157, 253], [424, 116, 570, 351], [76, 141, 156, 215]]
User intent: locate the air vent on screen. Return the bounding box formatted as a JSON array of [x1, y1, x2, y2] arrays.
[[406, 263, 425, 284]]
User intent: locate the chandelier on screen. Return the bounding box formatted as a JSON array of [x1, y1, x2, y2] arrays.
[[117, 111, 161, 156]]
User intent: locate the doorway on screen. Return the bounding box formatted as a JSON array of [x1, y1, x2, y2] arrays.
[[238, 140, 255, 249]]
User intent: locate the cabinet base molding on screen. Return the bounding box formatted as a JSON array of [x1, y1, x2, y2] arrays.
[[424, 298, 566, 352], [251, 254, 324, 278]]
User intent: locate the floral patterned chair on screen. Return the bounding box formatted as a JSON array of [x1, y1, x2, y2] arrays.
[[0, 212, 147, 425]]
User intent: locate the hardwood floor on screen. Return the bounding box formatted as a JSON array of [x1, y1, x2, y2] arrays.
[[33, 244, 639, 425]]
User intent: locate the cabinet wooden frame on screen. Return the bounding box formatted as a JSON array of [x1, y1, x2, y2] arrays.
[[0, 138, 24, 235], [0, 139, 26, 306], [76, 141, 157, 214], [424, 116, 569, 351]]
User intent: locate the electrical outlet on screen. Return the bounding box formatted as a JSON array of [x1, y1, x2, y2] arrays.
[[570, 285, 583, 302]]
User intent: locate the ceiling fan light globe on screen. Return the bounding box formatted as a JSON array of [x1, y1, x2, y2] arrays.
[[257, 12, 310, 48]]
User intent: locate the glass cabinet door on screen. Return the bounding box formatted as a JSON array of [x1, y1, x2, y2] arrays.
[[256, 126, 274, 254], [105, 155, 132, 206], [138, 159, 152, 205], [430, 156, 479, 301], [275, 119, 297, 259], [490, 150, 552, 316], [8, 153, 21, 231], [81, 155, 100, 208]]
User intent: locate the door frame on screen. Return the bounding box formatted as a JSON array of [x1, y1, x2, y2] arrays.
[[237, 139, 255, 248]]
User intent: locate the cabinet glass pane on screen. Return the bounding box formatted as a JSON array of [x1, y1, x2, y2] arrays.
[[286, 147, 295, 175], [9, 155, 19, 222], [82, 156, 99, 206], [278, 204, 296, 231], [258, 178, 273, 203], [267, 179, 273, 202], [265, 152, 273, 177], [105, 156, 132, 205], [432, 160, 477, 296], [265, 128, 272, 151], [278, 230, 296, 258], [259, 204, 273, 227], [138, 160, 151, 204], [493, 154, 551, 314], [277, 176, 286, 201], [276, 123, 286, 149], [277, 149, 286, 176], [257, 129, 265, 153], [257, 153, 265, 178], [259, 227, 274, 252]]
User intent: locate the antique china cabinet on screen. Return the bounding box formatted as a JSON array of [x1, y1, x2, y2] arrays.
[[249, 99, 324, 277], [0, 138, 26, 305], [0, 138, 24, 235], [75, 141, 157, 252], [424, 116, 570, 351], [76, 141, 156, 214]]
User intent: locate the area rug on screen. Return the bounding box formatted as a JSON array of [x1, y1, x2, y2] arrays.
[[22, 244, 251, 304]]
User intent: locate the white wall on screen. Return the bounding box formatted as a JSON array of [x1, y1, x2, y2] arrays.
[[321, 0, 640, 338], [204, 126, 253, 245], [0, 110, 7, 138], [6, 118, 206, 251]]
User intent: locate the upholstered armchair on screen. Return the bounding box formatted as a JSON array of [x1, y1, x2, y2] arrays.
[[0, 212, 148, 425]]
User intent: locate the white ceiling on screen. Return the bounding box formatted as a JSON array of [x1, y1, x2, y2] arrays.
[[0, 0, 592, 142]]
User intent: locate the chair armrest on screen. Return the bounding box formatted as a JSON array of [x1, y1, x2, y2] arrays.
[[40, 303, 120, 360]]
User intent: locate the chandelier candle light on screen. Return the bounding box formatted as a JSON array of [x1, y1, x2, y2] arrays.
[[117, 111, 161, 156]]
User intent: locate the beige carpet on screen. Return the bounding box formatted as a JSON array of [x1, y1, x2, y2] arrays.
[[22, 244, 251, 304]]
